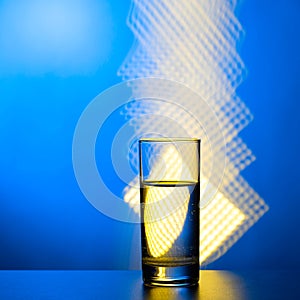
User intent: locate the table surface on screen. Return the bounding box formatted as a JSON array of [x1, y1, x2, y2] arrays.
[[0, 270, 299, 300]]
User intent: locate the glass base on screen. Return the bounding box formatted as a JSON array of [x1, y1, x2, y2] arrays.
[[142, 263, 199, 287]]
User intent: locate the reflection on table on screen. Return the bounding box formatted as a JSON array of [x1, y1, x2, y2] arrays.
[[0, 270, 299, 299]]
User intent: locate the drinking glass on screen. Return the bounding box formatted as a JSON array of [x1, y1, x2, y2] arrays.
[[139, 138, 200, 287]]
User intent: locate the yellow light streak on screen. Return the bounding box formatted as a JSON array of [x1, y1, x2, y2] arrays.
[[200, 194, 245, 265], [119, 0, 269, 265]]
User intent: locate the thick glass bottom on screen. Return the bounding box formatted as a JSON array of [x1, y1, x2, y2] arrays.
[[142, 263, 199, 287]]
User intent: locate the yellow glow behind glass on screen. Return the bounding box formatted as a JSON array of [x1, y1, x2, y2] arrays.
[[125, 175, 246, 265], [144, 184, 189, 257]]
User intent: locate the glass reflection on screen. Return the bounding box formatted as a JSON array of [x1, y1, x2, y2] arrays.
[[132, 271, 248, 300]]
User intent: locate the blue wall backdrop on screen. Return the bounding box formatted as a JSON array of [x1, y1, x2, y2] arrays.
[[0, 0, 300, 270]]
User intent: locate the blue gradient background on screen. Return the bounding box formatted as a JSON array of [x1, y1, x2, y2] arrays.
[[0, 0, 299, 270]]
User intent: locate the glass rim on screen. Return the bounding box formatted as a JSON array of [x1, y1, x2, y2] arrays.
[[139, 137, 200, 143]]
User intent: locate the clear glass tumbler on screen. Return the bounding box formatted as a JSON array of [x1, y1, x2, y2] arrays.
[[139, 138, 200, 287]]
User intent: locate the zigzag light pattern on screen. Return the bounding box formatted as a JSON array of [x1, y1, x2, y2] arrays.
[[118, 0, 268, 265]]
